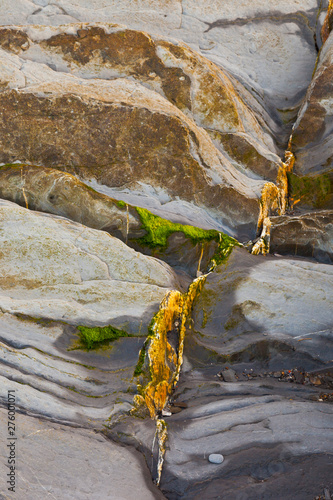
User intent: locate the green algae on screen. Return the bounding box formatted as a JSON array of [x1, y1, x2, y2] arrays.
[[135, 206, 240, 266], [133, 342, 147, 377], [77, 325, 131, 350], [116, 200, 126, 208], [136, 207, 220, 248], [208, 233, 241, 269]]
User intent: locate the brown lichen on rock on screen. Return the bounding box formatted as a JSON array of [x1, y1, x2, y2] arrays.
[[212, 131, 280, 181], [0, 28, 29, 54], [289, 60, 333, 176], [43, 27, 192, 111], [156, 40, 240, 130], [0, 85, 260, 236]]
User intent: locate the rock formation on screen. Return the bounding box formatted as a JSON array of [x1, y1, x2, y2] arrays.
[[0, 2, 332, 499]]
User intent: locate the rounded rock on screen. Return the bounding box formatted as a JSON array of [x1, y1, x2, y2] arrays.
[[208, 454, 224, 464]]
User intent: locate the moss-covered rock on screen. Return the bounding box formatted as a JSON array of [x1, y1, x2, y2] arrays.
[[0, 164, 241, 276], [77, 324, 131, 350]]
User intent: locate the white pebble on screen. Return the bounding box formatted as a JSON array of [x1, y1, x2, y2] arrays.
[[208, 454, 224, 464]]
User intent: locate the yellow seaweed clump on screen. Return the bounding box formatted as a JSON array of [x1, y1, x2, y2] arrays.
[[143, 290, 183, 418], [253, 151, 295, 255], [134, 276, 206, 419]]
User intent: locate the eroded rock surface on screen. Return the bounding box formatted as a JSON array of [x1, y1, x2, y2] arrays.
[[0, 164, 241, 278], [290, 30, 333, 177], [191, 247, 333, 368], [156, 247, 333, 498], [0, 1, 326, 137], [0, 199, 178, 328], [270, 210, 333, 263]]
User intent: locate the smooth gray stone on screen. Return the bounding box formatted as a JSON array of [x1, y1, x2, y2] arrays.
[[208, 454, 224, 464]]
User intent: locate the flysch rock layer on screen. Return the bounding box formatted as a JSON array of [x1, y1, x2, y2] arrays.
[[0, 1, 327, 142], [190, 247, 333, 366], [284, 30, 333, 214], [0, 2, 332, 499], [110, 246, 333, 497], [0, 23, 282, 177], [0, 199, 178, 326], [0, 165, 229, 279], [0, 408, 165, 500], [161, 385, 333, 499], [0, 198, 180, 425], [0, 42, 267, 239]]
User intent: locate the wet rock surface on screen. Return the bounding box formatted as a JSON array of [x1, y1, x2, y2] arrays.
[[0, 2, 332, 500]]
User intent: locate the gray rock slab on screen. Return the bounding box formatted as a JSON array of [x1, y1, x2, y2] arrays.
[[191, 247, 333, 369], [0, 199, 181, 426], [0, 313, 140, 426], [159, 376, 333, 499], [0, 199, 178, 330], [0, 1, 325, 141], [0, 408, 165, 499], [270, 210, 333, 263]]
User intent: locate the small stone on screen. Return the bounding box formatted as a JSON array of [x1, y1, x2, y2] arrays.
[[221, 369, 237, 382], [170, 406, 182, 414], [208, 454, 224, 464], [161, 409, 172, 417]]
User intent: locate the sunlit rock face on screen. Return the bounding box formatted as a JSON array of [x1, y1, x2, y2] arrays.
[[0, 164, 238, 278], [0, 2, 332, 499], [0, 199, 178, 328], [0, 32, 269, 239], [0, 0, 326, 146]]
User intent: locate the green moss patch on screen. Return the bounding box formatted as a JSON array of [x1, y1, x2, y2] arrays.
[[133, 341, 147, 377], [116, 200, 126, 208], [135, 207, 219, 248], [77, 325, 131, 350], [209, 233, 241, 268], [135, 207, 240, 265]]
